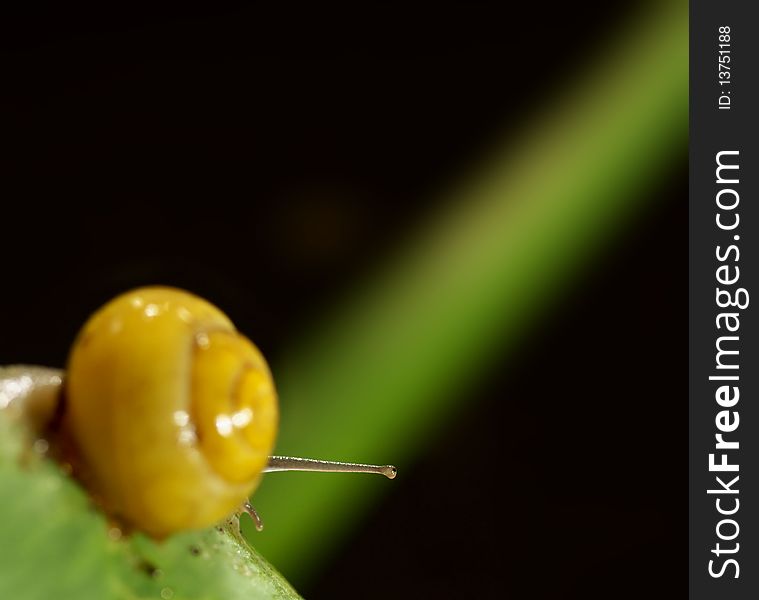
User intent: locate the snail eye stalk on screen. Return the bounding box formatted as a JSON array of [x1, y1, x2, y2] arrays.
[[242, 456, 397, 532], [263, 456, 397, 479]]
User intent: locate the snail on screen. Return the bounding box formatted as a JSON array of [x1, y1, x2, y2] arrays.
[[0, 286, 395, 538]]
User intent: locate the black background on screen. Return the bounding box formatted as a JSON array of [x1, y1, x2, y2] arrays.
[[2, 3, 684, 598]]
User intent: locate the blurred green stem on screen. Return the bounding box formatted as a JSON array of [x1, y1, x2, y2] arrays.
[[252, 0, 687, 584]]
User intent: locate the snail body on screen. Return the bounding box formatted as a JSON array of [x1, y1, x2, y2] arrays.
[[66, 287, 278, 538]]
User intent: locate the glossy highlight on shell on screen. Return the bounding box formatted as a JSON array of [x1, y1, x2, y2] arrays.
[[65, 287, 278, 538]]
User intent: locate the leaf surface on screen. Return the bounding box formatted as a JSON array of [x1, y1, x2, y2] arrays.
[[0, 371, 301, 600]]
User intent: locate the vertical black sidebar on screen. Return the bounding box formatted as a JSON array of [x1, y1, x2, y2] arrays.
[[690, 2, 759, 598]]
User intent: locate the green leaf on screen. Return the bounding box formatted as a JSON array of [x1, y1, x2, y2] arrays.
[[0, 383, 301, 600]]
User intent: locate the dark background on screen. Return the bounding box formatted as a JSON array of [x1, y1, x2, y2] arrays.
[[2, 3, 684, 598]]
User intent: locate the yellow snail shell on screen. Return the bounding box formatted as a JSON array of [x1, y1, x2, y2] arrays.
[[65, 286, 278, 538]]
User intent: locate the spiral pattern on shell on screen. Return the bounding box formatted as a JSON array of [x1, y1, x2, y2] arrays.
[[65, 287, 278, 537]]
